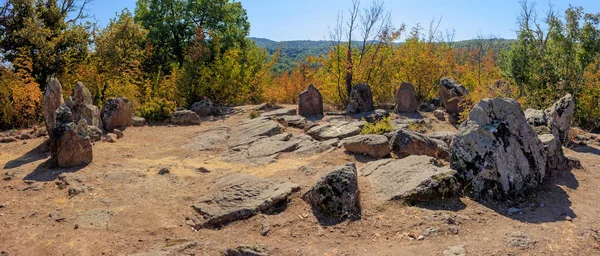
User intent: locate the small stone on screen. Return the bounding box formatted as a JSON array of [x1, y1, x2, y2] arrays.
[[74, 224, 79, 229], [449, 226, 459, 235], [196, 167, 210, 173], [417, 235, 425, 241], [158, 168, 170, 175], [103, 133, 117, 143], [113, 129, 124, 139], [565, 216, 572, 221]]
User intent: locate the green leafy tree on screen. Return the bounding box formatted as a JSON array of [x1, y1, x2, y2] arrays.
[[0, 0, 92, 88], [134, 0, 250, 73]]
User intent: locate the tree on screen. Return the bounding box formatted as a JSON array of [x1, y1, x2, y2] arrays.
[[134, 0, 250, 74], [0, 0, 92, 88], [94, 9, 149, 104]]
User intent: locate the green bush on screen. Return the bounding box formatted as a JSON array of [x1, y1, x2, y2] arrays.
[[249, 110, 260, 119], [360, 116, 394, 135], [137, 99, 176, 122]]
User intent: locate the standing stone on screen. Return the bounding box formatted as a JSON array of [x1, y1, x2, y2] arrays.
[[539, 134, 568, 176], [101, 98, 133, 132], [545, 94, 574, 145], [72, 82, 93, 105], [395, 82, 418, 112], [438, 78, 469, 114], [71, 82, 100, 128], [450, 98, 547, 199], [51, 105, 93, 167], [303, 163, 360, 222], [43, 78, 65, 134], [298, 84, 324, 118], [346, 83, 374, 114]]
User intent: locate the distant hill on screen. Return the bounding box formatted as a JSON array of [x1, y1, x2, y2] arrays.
[[250, 37, 515, 73]]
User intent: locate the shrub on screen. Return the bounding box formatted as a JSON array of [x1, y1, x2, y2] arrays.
[[407, 122, 428, 133], [137, 99, 176, 122], [249, 110, 260, 119], [360, 116, 394, 135]]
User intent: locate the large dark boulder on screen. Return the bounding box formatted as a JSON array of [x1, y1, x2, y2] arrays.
[[302, 163, 360, 223], [298, 84, 324, 118], [395, 82, 419, 113], [50, 105, 93, 168], [346, 83, 374, 114], [101, 98, 133, 132], [42, 78, 65, 135], [450, 98, 547, 200]]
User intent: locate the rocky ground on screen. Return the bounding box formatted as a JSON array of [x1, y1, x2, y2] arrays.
[[1, 104, 600, 255]]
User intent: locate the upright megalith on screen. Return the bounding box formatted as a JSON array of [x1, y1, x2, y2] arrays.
[[71, 82, 101, 128], [50, 105, 93, 167], [450, 98, 547, 200], [43, 78, 65, 135], [395, 82, 418, 113], [524, 94, 574, 146], [545, 94, 574, 145], [298, 84, 324, 118], [101, 98, 133, 132], [438, 78, 469, 114], [346, 83, 374, 114]]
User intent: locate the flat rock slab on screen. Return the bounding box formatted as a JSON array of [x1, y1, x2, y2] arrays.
[[260, 108, 297, 118], [184, 125, 230, 151], [293, 134, 335, 155], [228, 117, 282, 148], [224, 133, 299, 166], [360, 156, 459, 202], [275, 115, 307, 128], [189, 173, 300, 229], [306, 121, 364, 141]]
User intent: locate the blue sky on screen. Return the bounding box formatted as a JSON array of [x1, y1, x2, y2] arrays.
[[89, 0, 600, 41]]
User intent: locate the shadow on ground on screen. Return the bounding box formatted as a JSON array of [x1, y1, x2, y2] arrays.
[[478, 169, 578, 224], [569, 143, 600, 156], [414, 168, 578, 224], [23, 159, 87, 182], [3, 142, 50, 169], [416, 197, 467, 212]]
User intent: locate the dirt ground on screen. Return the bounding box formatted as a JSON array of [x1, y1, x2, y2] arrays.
[[1, 106, 600, 256]]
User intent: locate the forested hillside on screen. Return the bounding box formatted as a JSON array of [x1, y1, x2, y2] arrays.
[[250, 37, 515, 73]]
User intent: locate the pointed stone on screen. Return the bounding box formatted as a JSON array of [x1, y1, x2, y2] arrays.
[[298, 84, 324, 118], [395, 82, 418, 113], [43, 78, 65, 134]]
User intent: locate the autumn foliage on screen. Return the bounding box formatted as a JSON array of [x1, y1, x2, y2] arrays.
[[1, 0, 599, 132]]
